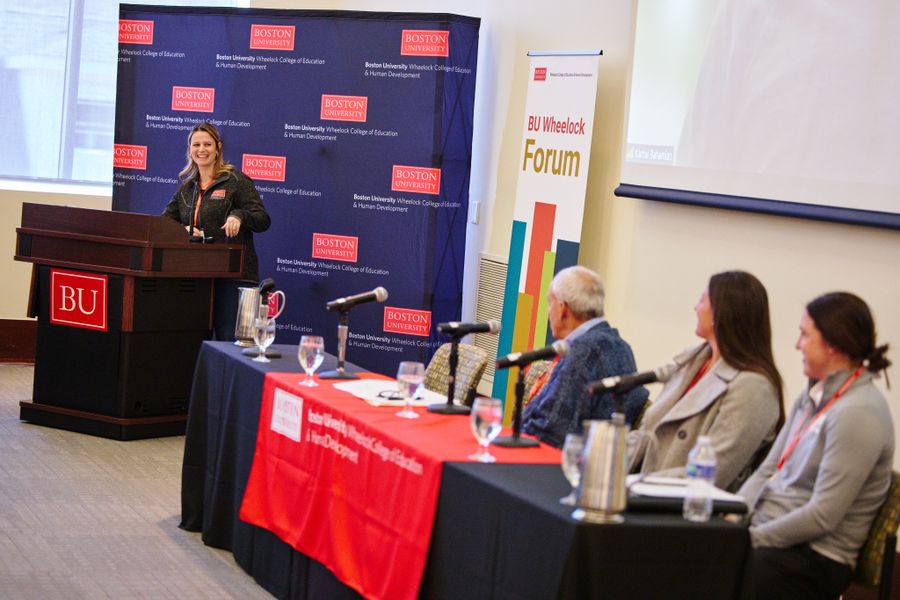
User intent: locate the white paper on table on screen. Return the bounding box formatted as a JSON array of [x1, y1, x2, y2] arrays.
[[627, 474, 747, 505], [332, 379, 449, 407]]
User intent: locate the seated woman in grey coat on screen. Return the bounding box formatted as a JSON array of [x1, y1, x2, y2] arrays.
[[628, 270, 784, 492]]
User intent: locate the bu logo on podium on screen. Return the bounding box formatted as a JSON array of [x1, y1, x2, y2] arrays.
[[49, 269, 108, 332]]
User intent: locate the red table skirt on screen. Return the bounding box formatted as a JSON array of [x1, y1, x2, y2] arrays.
[[240, 372, 560, 600]]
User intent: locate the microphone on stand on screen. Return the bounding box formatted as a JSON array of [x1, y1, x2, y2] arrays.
[[494, 340, 569, 449], [325, 287, 388, 312], [587, 363, 677, 395], [320, 287, 389, 380], [429, 320, 501, 416], [437, 320, 500, 336], [496, 340, 569, 370], [258, 278, 275, 302]]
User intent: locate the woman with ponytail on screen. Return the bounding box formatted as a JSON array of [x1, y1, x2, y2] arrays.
[[740, 292, 894, 600]]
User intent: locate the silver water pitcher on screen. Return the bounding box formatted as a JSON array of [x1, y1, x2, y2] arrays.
[[234, 286, 285, 347], [573, 414, 628, 524]]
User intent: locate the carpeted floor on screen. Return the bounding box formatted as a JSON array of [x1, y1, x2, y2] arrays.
[[0, 364, 272, 599]]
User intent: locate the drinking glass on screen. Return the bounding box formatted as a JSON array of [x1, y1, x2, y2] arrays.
[[395, 361, 425, 419], [469, 397, 502, 463], [298, 335, 325, 386], [252, 317, 276, 363], [560, 433, 584, 505]]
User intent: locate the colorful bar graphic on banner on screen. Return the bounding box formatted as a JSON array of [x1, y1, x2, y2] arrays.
[[492, 52, 601, 413]]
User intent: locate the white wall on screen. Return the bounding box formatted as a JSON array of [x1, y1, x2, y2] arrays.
[[7, 0, 898, 464], [0, 188, 111, 318]]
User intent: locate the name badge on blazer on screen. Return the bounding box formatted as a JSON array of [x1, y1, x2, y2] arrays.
[[211, 189, 226, 199]]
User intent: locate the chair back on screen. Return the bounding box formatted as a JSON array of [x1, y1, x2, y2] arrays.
[[855, 470, 900, 594], [521, 359, 554, 408], [424, 342, 489, 406]]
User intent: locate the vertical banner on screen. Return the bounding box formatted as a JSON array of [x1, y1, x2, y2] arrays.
[[112, 6, 479, 376], [492, 52, 601, 420]]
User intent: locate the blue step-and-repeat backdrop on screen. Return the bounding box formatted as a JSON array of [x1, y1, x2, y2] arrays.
[[112, 5, 479, 375]]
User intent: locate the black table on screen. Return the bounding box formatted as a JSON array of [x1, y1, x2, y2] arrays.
[[181, 341, 751, 599]]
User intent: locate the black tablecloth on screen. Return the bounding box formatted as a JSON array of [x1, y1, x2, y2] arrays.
[[423, 463, 751, 599], [181, 341, 361, 599], [181, 341, 751, 599]]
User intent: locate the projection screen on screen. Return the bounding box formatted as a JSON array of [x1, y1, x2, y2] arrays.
[[617, 0, 900, 230]]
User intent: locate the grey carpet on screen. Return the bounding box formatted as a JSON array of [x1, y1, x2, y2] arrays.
[[0, 364, 273, 599]]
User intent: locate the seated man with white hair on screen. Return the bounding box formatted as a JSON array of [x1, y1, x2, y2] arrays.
[[522, 266, 648, 448]]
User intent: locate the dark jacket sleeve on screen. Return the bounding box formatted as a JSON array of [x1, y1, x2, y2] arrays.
[[230, 173, 270, 233], [163, 183, 189, 224]]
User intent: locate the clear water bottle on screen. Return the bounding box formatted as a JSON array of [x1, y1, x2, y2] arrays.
[[682, 435, 717, 522]]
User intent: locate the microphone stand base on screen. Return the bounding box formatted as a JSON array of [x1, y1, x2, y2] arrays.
[[493, 434, 539, 448], [427, 403, 470, 415], [319, 370, 359, 380], [241, 348, 282, 358]]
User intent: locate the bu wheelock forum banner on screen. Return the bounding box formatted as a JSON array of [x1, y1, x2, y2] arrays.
[[112, 5, 479, 375], [492, 52, 601, 413]]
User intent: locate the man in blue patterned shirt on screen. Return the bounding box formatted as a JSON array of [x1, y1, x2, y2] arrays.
[[522, 266, 648, 448]]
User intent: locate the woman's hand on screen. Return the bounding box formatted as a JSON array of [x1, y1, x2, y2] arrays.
[[222, 215, 242, 237]]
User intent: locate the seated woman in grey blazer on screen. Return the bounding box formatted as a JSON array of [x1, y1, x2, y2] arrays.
[[628, 270, 784, 492]]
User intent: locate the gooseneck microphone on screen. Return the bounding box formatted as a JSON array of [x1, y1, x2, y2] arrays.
[[325, 286, 388, 312], [496, 340, 569, 370], [437, 320, 501, 336], [587, 363, 678, 395], [258, 278, 275, 302]]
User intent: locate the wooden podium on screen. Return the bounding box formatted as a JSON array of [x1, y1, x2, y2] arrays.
[[15, 203, 245, 440]]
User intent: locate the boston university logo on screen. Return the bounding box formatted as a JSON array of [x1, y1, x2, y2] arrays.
[[113, 144, 147, 170], [250, 24, 296, 51], [320, 95, 368, 122], [50, 270, 108, 332], [171, 86, 215, 113], [118, 19, 154, 45], [391, 165, 441, 195], [383, 307, 431, 337], [312, 233, 359, 263], [400, 30, 449, 57], [242, 154, 286, 182], [533, 67, 547, 81]]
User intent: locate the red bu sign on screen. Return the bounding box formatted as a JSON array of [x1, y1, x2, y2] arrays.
[[383, 307, 431, 337], [312, 233, 359, 263], [171, 86, 215, 113], [50, 270, 108, 332], [250, 24, 296, 51], [320, 94, 368, 122], [119, 19, 154, 45], [113, 144, 147, 170], [400, 29, 449, 57], [391, 165, 441, 195], [242, 154, 286, 182], [534, 67, 547, 81]]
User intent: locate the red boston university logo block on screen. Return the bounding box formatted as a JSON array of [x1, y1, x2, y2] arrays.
[[50, 270, 108, 332], [391, 165, 441, 195], [320, 95, 368, 122], [119, 19, 154, 45], [400, 29, 449, 57], [171, 86, 215, 113], [250, 24, 296, 51], [534, 67, 547, 81], [383, 307, 431, 337], [242, 154, 286, 182], [113, 144, 147, 170], [312, 233, 359, 263]]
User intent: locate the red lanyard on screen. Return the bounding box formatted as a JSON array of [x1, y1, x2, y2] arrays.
[[776, 366, 864, 470], [193, 183, 207, 229]]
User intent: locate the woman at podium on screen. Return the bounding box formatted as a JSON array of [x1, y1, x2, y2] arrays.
[[163, 121, 270, 281], [164, 121, 271, 339]]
